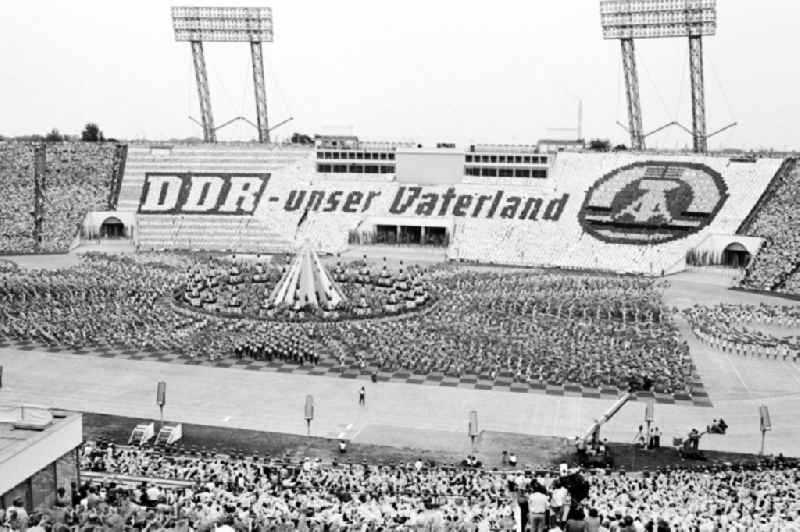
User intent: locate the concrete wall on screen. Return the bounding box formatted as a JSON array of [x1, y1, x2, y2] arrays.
[[0, 413, 82, 496], [395, 149, 464, 185]]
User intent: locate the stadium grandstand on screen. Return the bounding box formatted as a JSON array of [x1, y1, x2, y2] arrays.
[[739, 158, 800, 294], [2, 139, 799, 295], [4, 142, 800, 526], [100, 141, 791, 277], [69, 440, 798, 531], [0, 142, 125, 254], [4, 1, 800, 530]]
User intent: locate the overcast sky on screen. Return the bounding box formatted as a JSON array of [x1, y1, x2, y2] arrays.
[[2, 1, 798, 150]]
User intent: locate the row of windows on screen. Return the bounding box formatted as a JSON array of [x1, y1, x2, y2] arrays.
[[464, 167, 548, 178], [466, 154, 548, 164], [316, 164, 547, 178], [317, 164, 395, 174], [317, 151, 395, 161]]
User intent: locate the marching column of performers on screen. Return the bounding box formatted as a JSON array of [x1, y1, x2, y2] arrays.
[[233, 341, 320, 366]]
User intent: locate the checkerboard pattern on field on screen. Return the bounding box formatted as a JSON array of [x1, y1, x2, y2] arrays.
[[0, 334, 712, 407]]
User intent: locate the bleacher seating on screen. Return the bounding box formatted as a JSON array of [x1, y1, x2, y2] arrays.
[[136, 215, 291, 253], [450, 153, 782, 274], [73, 442, 800, 531], [121, 146, 784, 274], [122, 144, 311, 252], [740, 158, 800, 294], [0, 141, 118, 253], [0, 142, 35, 252], [783, 270, 800, 294], [117, 143, 312, 211]]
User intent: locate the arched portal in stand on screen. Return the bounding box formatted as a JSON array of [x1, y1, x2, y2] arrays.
[[722, 242, 751, 268], [100, 216, 126, 238]]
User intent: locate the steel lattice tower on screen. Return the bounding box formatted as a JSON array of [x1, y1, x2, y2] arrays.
[[688, 35, 707, 153], [600, 1, 717, 153], [173, 7, 274, 144], [190, 41, 216, 143], [620, 38, 644, 151], [250, 41, 270, 143]]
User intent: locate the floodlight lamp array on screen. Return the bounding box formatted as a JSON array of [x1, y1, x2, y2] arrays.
[[172, 6, 272, 20], [600, 0, 716, 40], [171, 6, 273, 42], [600, 0, 715, 15]]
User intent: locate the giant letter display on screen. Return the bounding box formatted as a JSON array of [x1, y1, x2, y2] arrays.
[[138, 173, 269, 215]]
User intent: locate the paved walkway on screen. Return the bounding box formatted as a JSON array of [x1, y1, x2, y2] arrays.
[[1, 337, 798, 456], [0, 332, 712, 407], [662, 269, 800, 309]]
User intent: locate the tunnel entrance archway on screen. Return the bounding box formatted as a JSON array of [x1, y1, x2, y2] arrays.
[[100, 216, 126, 238], [722, 242, 751, 268]]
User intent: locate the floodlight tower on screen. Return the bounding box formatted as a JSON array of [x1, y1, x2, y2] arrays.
[[600, 0, 718, 153], [189, 40, 215, 142], [172, 6, 275, 143], [620, 37, 644, 151], [688, 27, 709, 153]]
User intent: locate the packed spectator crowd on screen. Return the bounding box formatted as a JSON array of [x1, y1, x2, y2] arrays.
[[0, 253, 691, 394], [0, 259, 18, 273], [0, 141, 119, 254], [583, 462, 800, 531], [0, 142, 36, 253], [683, 303, 800, 360], [783, 269, 800, 296], [741, 158, 800, 295], [75, 441, 522, 530], [4, 441, 791, 531]]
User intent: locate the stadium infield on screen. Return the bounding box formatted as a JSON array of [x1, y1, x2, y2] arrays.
[[0, 257, 798, 459], [0, 327, 798, 459]]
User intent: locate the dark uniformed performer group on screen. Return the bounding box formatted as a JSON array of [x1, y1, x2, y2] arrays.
[[233, 339, 320, 366]]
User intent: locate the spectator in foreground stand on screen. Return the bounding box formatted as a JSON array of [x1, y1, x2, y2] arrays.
[[585, 507, 602, 532], [529, 486, 549, 532], [67, 441, 800, 531], [565, 508, 588, 532]]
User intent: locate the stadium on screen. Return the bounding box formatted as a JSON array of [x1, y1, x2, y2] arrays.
[[1, 1, 800, 530]]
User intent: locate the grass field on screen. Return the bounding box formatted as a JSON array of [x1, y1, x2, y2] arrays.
[[83, 412, 777, 471], [84, 412, 474, 465]]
